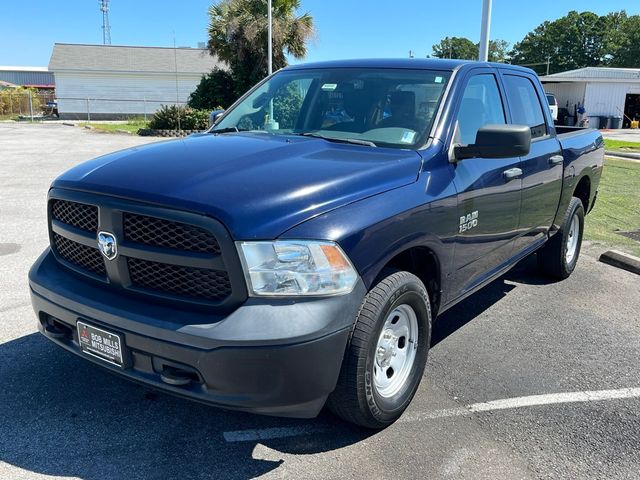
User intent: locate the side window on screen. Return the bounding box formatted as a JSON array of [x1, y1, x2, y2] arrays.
[[455, 74, 506, 145], [503, 75, 547, 139]]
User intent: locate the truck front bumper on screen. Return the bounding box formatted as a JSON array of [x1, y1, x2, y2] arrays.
[[29, 249, 366, 418]]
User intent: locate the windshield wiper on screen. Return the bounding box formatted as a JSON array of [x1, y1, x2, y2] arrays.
[[298, 132, 377, 147], [210, 126, 251, 134]]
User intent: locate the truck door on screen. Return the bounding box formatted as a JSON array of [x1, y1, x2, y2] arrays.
[[449, 71, 522, 297], [500, 72, 563, 254]]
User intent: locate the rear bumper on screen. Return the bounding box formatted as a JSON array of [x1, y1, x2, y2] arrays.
[[29, 249, 366, 418]]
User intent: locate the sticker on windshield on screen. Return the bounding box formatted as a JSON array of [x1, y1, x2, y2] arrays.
[[435, 76, 443, 83], [321, 83, 338, 91], [400, 131, 416, 143]]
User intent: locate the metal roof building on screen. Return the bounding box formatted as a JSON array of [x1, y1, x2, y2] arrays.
[[540, 67, 640, 128], [0, 66, 54, 89], [48, 43, 223, 119]]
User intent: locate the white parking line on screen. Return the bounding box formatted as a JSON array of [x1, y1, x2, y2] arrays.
[[403, 387, 640, 422], [222, 387, 640, 443]]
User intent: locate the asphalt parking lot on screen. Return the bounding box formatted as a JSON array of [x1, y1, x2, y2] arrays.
[[1, 122, 639, 479]]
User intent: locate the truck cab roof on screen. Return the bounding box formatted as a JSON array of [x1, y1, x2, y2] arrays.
[[284, 58, 537, 75]]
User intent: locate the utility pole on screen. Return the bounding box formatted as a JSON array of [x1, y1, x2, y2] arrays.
[[267, 0, 274, 126], [478, 0, 492, 62], [546, 56, 551, 76], [267, 0, 273, 75], [99, 0, 112, 45], [173, 32, 181, 131]]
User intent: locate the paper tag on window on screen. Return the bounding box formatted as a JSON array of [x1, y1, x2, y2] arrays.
[[400, 131, 416, 143], [321, 83, 338, 91]]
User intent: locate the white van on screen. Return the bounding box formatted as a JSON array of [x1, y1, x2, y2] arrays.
[[546, 93, 558, 122]]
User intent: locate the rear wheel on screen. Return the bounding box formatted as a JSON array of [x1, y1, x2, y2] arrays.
[[538, 197, 585, 279], [327, 270, 431, 429]]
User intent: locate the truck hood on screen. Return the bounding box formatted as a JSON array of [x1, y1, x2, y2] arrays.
[[53, 133, 422, 239]]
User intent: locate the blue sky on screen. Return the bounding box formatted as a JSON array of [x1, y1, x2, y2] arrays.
[[1, 0, 639, 67]]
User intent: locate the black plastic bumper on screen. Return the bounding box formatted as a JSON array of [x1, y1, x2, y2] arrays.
[[29, 249, 366, 418]]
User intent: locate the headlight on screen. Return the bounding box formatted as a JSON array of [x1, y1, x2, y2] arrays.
[[237, 240, 358, 296]]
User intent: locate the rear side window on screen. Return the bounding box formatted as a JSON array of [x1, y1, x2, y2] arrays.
[[455, 74, 506, 145], [546, 94, 557, 106], [503, 75, 547, 139]]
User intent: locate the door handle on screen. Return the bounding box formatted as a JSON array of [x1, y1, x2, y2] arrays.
[[503, 168, 523, 180], [549, 155, 564, 165]]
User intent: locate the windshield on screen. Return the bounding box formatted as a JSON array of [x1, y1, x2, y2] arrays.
[[214, 68, 452, 149]]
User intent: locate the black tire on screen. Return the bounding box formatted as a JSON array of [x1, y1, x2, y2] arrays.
[[538, 197, 585, 279], [327, 270, 431, 429]]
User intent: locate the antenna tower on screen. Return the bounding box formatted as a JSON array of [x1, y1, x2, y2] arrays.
[[100, 0, 112, 45]]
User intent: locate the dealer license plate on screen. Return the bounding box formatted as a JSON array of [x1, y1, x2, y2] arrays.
[[77, 321, 124, 367]]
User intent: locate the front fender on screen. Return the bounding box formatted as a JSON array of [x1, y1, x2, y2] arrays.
[[280, 173, 458, 292]]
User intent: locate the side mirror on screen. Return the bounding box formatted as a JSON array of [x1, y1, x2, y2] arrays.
[[208, 109, 226, 128], [454, 124, 531, 160]]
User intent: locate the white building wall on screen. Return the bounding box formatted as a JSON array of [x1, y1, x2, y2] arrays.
[[584, 82, 640, 116], [542, 82, 586, 111], [54, 71, 205, 118]]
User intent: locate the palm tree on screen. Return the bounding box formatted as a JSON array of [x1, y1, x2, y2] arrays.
[[207, 0, 314, 95]]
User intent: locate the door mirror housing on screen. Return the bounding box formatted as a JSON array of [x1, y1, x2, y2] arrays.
[[454, 124, 531, 160], [208, 109, 226, 128]]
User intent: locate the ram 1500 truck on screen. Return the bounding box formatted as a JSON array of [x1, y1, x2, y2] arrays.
[[29, 59, 603, 428]]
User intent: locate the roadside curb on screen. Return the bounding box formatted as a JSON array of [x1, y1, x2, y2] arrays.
[[599, 250, 640, 276], [604, 150, 640, 161]]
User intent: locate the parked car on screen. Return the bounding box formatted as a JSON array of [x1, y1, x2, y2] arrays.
[[30, 59, 603, 429], [546, 93, 558, 122]]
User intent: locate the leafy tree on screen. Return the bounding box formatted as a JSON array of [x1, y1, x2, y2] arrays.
[[605, 12, 640, 68], [510, 10, 640, 74], [432, 37, 477, 60], [188, 68, 236, 110], [273, 82, 303, 129], [207, 0, 314, 97], [432, 36, 510, 62], [488, 39, 510, 63]]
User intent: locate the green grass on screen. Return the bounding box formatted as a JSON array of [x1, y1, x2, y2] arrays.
[[87, 120, 148, 134], [603, 138, 640, 152], [584, 157, 640, 256], [0, 113, 18, 121]]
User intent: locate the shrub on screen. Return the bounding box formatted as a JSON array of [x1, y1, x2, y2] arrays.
[[0, 87, 42, 115], [188, 68, 237, 110], [273, 82, 303, 130], [148, 105, 211, 130]]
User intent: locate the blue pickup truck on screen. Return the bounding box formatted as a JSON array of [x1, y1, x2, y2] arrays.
[[29, 59, 603, 428]]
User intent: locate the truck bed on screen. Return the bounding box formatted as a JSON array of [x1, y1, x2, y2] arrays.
[[555, 125, 595, 137]]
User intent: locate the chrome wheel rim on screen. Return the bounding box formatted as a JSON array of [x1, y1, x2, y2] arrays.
[[565, 214, 580, 265], [373, 304, 419, 398]]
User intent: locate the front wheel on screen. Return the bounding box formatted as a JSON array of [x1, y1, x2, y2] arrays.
[[538, 197, 585, 279], [327, 270, 431, 429]]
